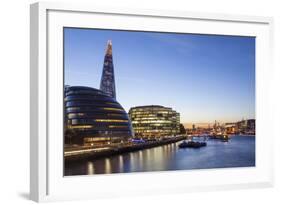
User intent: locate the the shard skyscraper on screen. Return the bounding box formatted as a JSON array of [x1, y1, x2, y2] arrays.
[[100, 40, 116, 99]]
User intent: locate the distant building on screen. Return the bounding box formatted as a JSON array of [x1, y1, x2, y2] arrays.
[[192, 124, 196, 131], [236, 119, 255, 134], [128, 105, 180, 138], [224, 122, 236, 134]]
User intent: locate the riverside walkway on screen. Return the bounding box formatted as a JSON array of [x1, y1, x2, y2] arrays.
[[64, 136, 186, 161]]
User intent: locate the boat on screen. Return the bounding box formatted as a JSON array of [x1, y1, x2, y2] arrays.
[[221, 134, 229, 142], [178, 140, 207, 148], [209, 133, 229, 141]]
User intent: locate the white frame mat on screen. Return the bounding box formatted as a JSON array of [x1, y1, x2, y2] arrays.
[[30, 2, 274, 202]]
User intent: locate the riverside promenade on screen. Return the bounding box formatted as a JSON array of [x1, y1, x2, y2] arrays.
[[64, 136, 186, 162]]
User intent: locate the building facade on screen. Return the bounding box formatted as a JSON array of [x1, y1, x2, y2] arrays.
[[100, 40, 116, 99], [236, 119, 255, 134], [64, 86, 133, 146], [128, 105, 180, 138], [64, 40, 134, 146]]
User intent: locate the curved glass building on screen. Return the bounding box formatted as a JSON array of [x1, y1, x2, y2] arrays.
[[129, 105, 180, 138], [64, 86, 133, 146]]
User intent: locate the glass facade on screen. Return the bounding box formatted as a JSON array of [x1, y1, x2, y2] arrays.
[[129, 105, 180, 138], [64, 86, 133, 146], [100, 40, 116, 99], [236, 119, 255, 134]]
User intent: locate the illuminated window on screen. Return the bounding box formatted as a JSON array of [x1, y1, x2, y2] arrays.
[[68, 113, 85, 118], [84, 137, 110, 142], [108, 113, 123, 117], [95, 119, 128, 123], [69, 125, 93, 129], [109, 125, 128, 128], [106, 102, 118, 105], [103, 107, 123, 111], [67, 107, 80, 111]]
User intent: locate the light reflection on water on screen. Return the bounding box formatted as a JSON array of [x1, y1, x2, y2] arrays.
[[119, 155, 124, 173], [65, 135, 255, 176], [105, 158, 111, 174], [87, 162, 94, 175]]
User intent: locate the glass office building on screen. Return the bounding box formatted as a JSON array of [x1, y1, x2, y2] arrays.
[[129, 105, 180, 138], [64, 86, 133, 146], [100, 40, 116, 99]]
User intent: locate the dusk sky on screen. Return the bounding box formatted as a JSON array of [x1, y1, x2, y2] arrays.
[[64, 28, 255, 126]]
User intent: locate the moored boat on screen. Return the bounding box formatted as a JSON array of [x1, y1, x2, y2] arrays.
[[178, 140, 207, 148], [209, 133, 229, 141]]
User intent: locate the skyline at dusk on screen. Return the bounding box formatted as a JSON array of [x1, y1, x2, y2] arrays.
[[64, 28, 255, 125]]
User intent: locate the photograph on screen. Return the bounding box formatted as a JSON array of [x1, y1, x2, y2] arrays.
[[63, 27, 256, 176]]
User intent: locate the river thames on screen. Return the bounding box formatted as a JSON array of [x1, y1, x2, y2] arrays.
[[64, 135, 255, 176]]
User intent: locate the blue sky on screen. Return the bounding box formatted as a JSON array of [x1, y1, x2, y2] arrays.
[[64, 28, 255, 125]]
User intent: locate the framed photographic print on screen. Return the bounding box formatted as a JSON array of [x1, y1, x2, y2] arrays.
[[30, 2, 274, 202]]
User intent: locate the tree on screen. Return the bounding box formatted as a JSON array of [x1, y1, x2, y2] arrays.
[[179, 124, 186, 134]]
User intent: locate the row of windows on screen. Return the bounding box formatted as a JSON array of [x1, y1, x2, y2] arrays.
[[68, 125, 93, 129], [66, 106, 126, 113], [65, 94, 112, 100], [130, 107, 171, 110], [65, 89, 105, 96], [132, 120, 175, 124], [67, 124, 131, 131], [67, 113, 128, 119], [66, 106, 124, 113], [129, 111, 177, 115], [71, 118, 129, 125], [68, 113, 85, 118], [103, 107, 124, 111], [131, 116, 178, 121], [131, 114, 178, 117], [95, 119, 128, 123], [66, 102, 124, 110], [65, 101, 121, 109]]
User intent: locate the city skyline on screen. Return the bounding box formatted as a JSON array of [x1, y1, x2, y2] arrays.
[[64, 28, 255, 124]]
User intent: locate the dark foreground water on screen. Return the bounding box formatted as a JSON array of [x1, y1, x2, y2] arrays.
[[65, 135, 255, 176]]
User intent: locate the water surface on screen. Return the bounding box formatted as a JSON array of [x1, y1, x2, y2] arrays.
[[65, 135, 255, 176]]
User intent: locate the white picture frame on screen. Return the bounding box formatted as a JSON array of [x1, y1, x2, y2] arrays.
[[30, 2, 274, 202]]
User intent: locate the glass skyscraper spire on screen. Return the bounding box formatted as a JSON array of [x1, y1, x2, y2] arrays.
[[64, 41, 133, 146], [100, 40, 116, 99]]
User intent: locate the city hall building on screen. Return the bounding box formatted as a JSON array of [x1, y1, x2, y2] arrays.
[[64, 86, 133, 146], [129, 105, 180, 138], [64, 40, 133, 146]]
